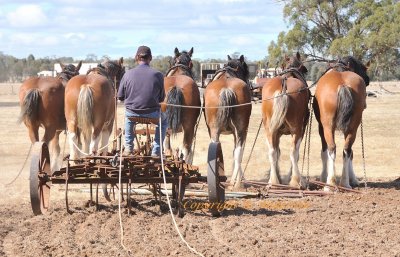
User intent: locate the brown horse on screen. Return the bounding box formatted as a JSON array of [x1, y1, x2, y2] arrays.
[[313, 56, 370, 190], [65, 58, 125, 160], [203, 55, 252, 188], [163, 47, 201, 164], [261, 52, 310, 188], [19, 61, 82, 170]]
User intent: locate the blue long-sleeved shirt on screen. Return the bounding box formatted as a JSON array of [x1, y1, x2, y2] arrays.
[[117, 63, 164, 114]]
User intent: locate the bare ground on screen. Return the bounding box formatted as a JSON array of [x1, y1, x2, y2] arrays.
[[1, 82, 400, 257]]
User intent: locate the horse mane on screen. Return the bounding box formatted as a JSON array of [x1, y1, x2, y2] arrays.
[[165, 64, 193, 78], [87, 60, 125, 80], [338, 56, 370, 86], [225, 57, 249, 82], [57, 64, 80, 82]]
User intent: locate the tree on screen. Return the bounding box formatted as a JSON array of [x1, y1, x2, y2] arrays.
[[85, 53, 98, 62], [268, 0, 400, 79]]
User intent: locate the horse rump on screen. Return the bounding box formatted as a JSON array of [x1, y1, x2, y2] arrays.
[[336, 85, 354, 133], [77, 84, 94, 138], [217, 88, 237, 129], [18, 88, 40, 125], [166, 86, 184, 135]]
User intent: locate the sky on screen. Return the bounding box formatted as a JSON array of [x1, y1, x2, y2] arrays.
[[0, 0, 287, 61]]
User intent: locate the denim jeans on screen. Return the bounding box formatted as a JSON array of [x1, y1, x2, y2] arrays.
[[124, 109, 168, 156]]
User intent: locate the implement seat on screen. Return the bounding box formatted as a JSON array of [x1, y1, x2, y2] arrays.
[[127, 117, 159, 156]]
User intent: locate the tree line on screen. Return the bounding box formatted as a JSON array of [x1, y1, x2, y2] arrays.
[[0, 51, 232, 83], [268, 0, 400, 81]]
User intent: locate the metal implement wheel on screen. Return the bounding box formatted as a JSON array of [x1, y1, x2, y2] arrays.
[[102, 183, 124, 202], [207, 142, 225, 217], [30, 142, 52, 215]]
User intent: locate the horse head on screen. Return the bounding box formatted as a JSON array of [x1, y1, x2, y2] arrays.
[[282, 52, 308, 76], [59, 61, 82, 81], [338, 56, 370, 86], [173, 47, 194, 69], [225, 55, 249, 82], [99, 57, 125, 90]]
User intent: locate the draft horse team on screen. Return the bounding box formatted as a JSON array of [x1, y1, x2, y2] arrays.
[[18, 48, 370, 191]]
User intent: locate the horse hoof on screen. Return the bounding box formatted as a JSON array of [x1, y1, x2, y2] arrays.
[[340, 183, 352, 189], [350, 180, 360, 188], [289, 178, 303, 189]]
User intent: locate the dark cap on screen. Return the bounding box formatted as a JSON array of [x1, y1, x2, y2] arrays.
[[136, 45, 152, 58]]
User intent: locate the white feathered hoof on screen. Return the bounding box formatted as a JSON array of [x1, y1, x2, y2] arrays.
[[289, 176, 305, 189]]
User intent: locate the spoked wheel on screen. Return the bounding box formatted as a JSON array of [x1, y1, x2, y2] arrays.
[[30, 142, 52, 215], [172, 180, 186, 218], [102, 183, 124, 202], [207, 142, 225, 217]]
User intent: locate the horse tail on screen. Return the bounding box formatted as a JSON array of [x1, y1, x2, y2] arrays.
[[77, 84, 94, 138], [18, 88, 40, 125], [166, 86, 184, 135], [336, 85, 354, 133], [217, 88, 237, 128], [269, 91, 289, 133]]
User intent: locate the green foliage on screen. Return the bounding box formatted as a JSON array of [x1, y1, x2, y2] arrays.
[[268, 0, 400, 80]]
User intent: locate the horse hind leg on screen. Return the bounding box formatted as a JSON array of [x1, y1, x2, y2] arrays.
[[181, 120, 197, 164], [288, 134, 304, 188], [89, 126, 104, 155], [27, 124, 40, 143], [230, 129, 247, 189], [98, 124, 113, 156], [266, 132, 281, 185], [322, 126, 337, 191], [341, 131, 359, 188], [43, 128, 62, 171], [67, 129, 80, 161]]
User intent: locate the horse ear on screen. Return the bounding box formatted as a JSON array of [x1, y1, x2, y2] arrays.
[[60, 62, 65, 70], [119, 57, 124, 65], [76, 61, 82, 71], [296, 51, 301, 60], [227, 55, 232, 60], [188, 47, 193, 57], [174, 47, 180, 57], [239, 55, 244, 63]]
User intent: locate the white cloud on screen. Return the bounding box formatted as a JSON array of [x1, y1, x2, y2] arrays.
[[188, 15, 218, 27], [10, 33, 59, 46], [218, 15, 263, 25], [228, 35, 257, 46], [6, 4, 48, 27], [156, 32, 210, 45], [64, 33, 86, 40]]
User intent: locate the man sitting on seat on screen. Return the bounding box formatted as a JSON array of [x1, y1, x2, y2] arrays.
[[117, 45, 167, 156]]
